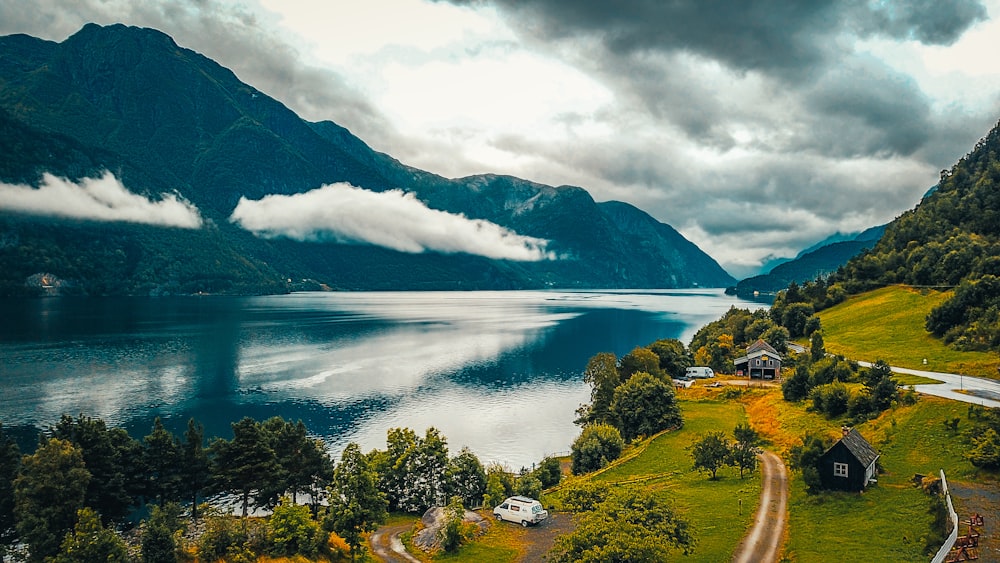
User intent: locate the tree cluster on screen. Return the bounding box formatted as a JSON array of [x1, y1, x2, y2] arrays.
[[782, 355, 912, 423], [689, 424, 763, 480], [575, 341, 686, 444]]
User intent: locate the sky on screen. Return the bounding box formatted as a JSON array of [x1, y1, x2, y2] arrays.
[[2, 0, 999, 277]]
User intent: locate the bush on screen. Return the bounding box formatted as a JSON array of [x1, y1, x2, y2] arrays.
[[810, 382, 850, 417], [535, 457, 562, 489], [571, 424, 624, 475], [559, 481, 611, 513], [268, 498, 321, 557]]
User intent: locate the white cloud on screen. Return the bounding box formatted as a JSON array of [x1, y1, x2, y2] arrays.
[[0, 172, 203, 228], [229, 182, 554, 261]]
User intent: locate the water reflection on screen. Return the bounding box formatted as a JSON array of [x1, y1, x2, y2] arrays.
[[0, 290, 764, 466]]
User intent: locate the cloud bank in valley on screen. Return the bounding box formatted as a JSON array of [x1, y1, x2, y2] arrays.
[[0, 172, 203, 228], [230, 182, 554, 261]]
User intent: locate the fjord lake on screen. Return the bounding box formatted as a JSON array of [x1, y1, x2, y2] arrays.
[[0, 290, 763, 468]]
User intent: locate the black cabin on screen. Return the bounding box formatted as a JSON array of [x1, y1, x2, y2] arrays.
[[818, 427, 880, 491]]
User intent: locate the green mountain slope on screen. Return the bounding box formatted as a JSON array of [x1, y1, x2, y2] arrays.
[[813, 120, 1000, 351], [0, 24, 734, 295]]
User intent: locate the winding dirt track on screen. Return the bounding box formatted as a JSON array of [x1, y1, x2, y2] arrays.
[[732, 450, 788, 563], [370, 522, 420, 563]]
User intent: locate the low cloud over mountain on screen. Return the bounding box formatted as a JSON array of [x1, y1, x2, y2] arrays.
[[0, 172, 203, 228], [230, 182, 554, 261]]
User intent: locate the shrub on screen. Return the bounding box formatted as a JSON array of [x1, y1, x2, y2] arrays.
[[571, 424, 624, 475], [268, 498, 321, 557]]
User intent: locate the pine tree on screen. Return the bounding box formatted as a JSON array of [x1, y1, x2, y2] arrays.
[[210, 417, 281, 517], [180, 419, 210, 519]]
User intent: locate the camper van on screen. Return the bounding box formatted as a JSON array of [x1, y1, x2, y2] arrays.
[[493, 496, 548, 527], [685, 366, 715, 379]]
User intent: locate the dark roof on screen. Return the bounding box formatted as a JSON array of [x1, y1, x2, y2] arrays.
[[747, 339, 779, 355], [835, 428, 880, 468]]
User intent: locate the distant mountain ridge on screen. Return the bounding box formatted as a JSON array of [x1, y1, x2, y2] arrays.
[[733, 224, 887, 297], [0, 23, 734, 295]]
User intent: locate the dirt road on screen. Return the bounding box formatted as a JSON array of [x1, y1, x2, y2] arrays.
[[732, 450, 788, 563], [370, 522, 421, 563]]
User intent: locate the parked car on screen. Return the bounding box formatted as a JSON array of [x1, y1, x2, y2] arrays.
[[685, 366, 715, 379], [493, 495, 548, 527]]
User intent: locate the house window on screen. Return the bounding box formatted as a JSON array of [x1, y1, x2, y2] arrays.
[[834, 462, 849, 478]]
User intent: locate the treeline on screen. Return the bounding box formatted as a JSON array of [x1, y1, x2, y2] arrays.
[[0, 414, 560, 562]]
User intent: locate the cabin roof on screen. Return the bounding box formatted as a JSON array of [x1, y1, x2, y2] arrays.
[[831, 428, 880, 468]]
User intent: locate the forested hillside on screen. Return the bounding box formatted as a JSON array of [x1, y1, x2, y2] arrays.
[[801, 120, 1000, 351]]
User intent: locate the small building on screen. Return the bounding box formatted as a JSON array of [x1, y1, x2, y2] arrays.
[[818, 427, 880, 491], [733, 339, 782, 379]]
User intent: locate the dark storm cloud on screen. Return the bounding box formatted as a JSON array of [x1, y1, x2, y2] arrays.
[[444, 0, 986, 73]]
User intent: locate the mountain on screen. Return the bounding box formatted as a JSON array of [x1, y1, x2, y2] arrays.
[[732, 225, 887, 297], [0, 24, 734, 295]]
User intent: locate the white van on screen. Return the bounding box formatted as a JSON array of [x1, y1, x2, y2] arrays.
[[493, 496, 548, 527], [685, 366, 715, 379]]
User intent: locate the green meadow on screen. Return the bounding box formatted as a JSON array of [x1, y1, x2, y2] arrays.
[[815, 286, 998, 378]]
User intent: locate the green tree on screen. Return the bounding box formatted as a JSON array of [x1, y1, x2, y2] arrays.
[[180, 419, 210, 520], [141, 503, 183, 563], [810, 331, 826, 362], [571, 424, 624, 475], [647, 338, 692, 379], [781, 302, 815, 338], [576, 352, 620, 426], [482, 465, 511, 509], [863, 360, 900, 412], [268, 497, 321, 557], [372, 427, 418, 512], [446, 447, 486, 507], [789, 433, 829, 493], [548, 488, 693, 562], [609, 371, 683, 441], [690, 431, 730, 479], [144, 417, 182, 506], [210, 417, 282, 518], [50, 414, 139, 523], [0, 423, 20, 547], [810, 382, 851, 417], [51, 507, 127, 563], [731, 423, 761, 478], [535, 456, 562, 489], [327, 442, 387, 562], [514, 473, 542, 500], [438, 496, 470, 553], [782, 363, 812, 402], [618, 347, 664, 380], [262, 417, 332, 507], [14, 438, 91, 562]]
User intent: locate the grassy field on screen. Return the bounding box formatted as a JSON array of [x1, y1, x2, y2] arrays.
[[815, 286, 999, 377], [589, 395, 760, 560]]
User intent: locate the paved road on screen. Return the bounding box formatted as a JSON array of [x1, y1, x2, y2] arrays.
[[732, 451, 787, 563], [858, 362, 1000, 408]]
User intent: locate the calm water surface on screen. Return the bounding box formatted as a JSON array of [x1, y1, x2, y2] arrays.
[[0, 290, 764, 468]]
